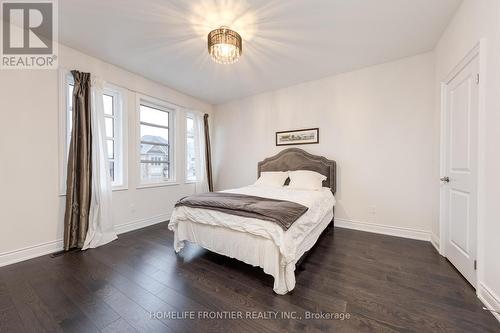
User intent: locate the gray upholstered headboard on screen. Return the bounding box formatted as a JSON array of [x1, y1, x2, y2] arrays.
[[257, 148, 337, 194]]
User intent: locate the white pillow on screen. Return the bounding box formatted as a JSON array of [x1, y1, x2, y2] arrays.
[[288, 170, 327, 191], [254, 171, 289, 188]]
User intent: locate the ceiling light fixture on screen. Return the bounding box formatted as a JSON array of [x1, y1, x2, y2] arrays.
[[207, 26, 242, 64]]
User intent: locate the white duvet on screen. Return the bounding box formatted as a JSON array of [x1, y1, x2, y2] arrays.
[[169, 186, 335, 265]]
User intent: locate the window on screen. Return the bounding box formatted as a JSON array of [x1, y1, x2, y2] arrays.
[[139, 99, 174, 184], [63, 74, 125, 189], [186, 115, 196, 182], [102, 90, 124, 187]]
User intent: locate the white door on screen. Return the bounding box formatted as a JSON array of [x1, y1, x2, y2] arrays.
[[442, 55, 479, 287]]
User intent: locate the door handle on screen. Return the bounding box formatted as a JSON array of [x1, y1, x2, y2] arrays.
[[440, 176, 450, 183]]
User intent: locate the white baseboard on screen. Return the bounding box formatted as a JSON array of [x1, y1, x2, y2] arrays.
[[0, 213, 171, 268], [335, 220, 499, 324], [0, 239, 64, 268], [478, 282, 500, 322], [114, 212, 171, 235], [335, 218, 431, 242], [430, 233, 440, 253]]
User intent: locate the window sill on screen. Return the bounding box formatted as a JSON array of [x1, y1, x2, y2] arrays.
[[59, 185, 129, 196], [136, 182, 179, 190], [112, 185, 129, 192], [185, 180, 198, 184]]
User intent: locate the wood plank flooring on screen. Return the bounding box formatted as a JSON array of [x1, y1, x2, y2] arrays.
[[0, 223, 498, 333]]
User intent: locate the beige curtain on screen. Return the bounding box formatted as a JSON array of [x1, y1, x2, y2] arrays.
[[203, 114, 213, 192], [64, 71, 92, 250]]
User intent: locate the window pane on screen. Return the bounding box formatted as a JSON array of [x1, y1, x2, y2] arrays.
[[105, 117, 114, 138], [109, 161, 115, 181], [68, 84, 74, 108], [107, 139, 114, 159], [186, 116, 196, 181], [141, 162, 169, 182], [139, 100, 172, 184], [67, 83, 74, 149], [141, 144, 168, 162], [140, 104, 169, 127], [67, 110, 73, 142], [140, 124, 168, 144], [103, 94, 113, 115], [186, 117, 194, 135], [186, 137, 196, 181]]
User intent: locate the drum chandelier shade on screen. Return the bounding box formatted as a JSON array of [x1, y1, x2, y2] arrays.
[[207, 27, 242, 64]]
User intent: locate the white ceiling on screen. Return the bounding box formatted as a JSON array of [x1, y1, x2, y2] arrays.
[[59, 0, 461, 104]]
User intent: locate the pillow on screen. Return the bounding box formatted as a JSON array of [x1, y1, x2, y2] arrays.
[[254, 171, 289, 188], [288, 170, 327, 191]]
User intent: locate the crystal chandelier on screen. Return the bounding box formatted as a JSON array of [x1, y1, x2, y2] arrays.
[[207, 26, 242, 64]]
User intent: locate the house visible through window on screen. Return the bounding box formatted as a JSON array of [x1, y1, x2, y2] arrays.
[[139, 101, 172, 183], [186, 115, 196, 182], [65, 76, 124, 188]]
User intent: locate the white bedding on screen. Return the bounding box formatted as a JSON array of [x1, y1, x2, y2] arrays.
[[168, 186, 335, 294]]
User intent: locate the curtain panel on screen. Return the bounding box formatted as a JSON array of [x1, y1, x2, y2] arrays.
[[83, 77, 117, 249], [64, 71, 92, 250], [191, 112, 209, 193], [203, 114, 214, 192]]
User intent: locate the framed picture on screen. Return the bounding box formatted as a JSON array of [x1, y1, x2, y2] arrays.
[[276, 128, 319, 146]]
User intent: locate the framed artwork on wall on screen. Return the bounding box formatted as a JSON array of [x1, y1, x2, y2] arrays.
[[276, 128, 319, 146]]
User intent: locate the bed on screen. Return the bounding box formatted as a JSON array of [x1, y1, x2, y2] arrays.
[[168, 148, 336, 294]]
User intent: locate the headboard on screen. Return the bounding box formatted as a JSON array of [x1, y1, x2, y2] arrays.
[[257, 148, 337, 194]]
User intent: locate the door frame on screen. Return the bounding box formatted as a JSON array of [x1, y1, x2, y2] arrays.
[[439, 39, 487, 289]]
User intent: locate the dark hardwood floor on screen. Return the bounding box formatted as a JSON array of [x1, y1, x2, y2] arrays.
[[0, 223, 498, 333]]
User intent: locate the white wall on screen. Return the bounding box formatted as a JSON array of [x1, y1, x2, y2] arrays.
[[434, 0, 500, 318], [0, 44, 213, 265], [213, 53, 436, 238]]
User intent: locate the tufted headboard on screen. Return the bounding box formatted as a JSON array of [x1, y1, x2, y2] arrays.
[[257, 148, 337, 194]]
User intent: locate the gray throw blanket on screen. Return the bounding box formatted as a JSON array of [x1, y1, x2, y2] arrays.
[[175, 192, 308, 231]]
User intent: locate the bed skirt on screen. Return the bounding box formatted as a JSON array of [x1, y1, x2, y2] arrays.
[[171, 209, 333, 295]]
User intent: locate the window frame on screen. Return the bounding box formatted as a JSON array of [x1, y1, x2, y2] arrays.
[[185, 112, 197, 183], [136, 95, 177, 188], [58, 71, 74, 195], [103, 85, 127, 190]]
